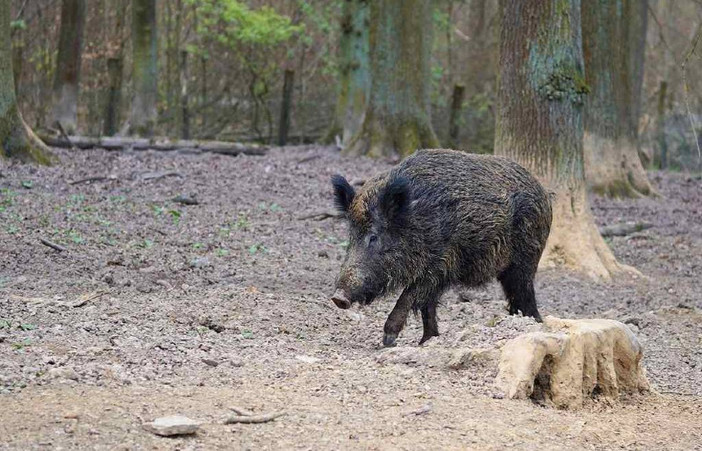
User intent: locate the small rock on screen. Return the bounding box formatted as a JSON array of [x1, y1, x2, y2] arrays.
[[190, 257, 211, 269], [345, 310, 363, 322], [317, 250, 329, 258], [202, 358, 219, 367], [143, 415, 199, 437], [47, 367, 79, 381], [135, 283, 153, 294], [295, 355, 321, 364]]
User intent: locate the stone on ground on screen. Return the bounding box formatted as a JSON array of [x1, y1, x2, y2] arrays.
[[143, 415, 200, 436]]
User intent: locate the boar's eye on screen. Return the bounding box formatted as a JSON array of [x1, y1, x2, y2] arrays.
[[367, 234, 378, 246]]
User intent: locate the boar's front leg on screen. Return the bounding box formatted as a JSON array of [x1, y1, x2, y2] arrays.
[[383, 282, 442, 347]]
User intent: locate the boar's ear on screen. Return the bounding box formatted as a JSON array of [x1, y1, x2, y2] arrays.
[[331, 174, 355, 213], [380, 176, 410, 225]]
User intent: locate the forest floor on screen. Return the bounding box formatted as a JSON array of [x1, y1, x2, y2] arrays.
[[0, 146, 700, 450]]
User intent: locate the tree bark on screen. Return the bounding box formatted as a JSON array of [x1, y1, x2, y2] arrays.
[[278, 69, 294, 146], [0, 1, 54, 164], [448, 84, 465, 149], [49, 0, 86, 134], [495, 0, 632, 280], [324, 0, 370, 146], [582, 0, 654, 198], [127, 0, 158, 137], [345, 0, 439, 158], [179, 50, 190, 140], [103, 57, 123, 136], [656, 80, 668, 169]]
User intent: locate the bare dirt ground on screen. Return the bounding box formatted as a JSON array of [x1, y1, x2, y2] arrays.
[[0, 146, 700, 450]]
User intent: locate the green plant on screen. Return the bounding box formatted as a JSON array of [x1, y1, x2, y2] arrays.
[[67, 229, 83, 244], [21, 181, 33, 189], [138, 239, 155, 249], [168, 210, 182, 224], [248, 243, 267, 255], [11, 339, 32, 351], [215, 248, 229, 257]]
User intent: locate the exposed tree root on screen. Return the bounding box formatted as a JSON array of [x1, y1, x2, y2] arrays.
[[584, 133, 657, 198], [539, 188, 639, 280]]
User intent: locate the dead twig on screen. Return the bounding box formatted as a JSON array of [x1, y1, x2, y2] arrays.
[[69, 175, 117, 185], [599, 221, 653, 237], [297, 211, 341, 221], [223, 411, 286, 424], [296, 154, 321, 164], [70, 291, 107, 308], [40, 238, 66, 252], [172, 194, 199, 205], [140, 171, 183, 181], [228, 406, 255, 416], [55, 121, 78, 152], [403, 403, 433, 417]]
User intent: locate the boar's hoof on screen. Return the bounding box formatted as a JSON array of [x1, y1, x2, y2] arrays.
[[331, 290, 351, 309], [419, 332, 439, 345], [383, 333, 398, 347]]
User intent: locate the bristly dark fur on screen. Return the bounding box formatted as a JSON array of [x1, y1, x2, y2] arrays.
[[331, 149, 552, 346], [331, 174, 355, 213]]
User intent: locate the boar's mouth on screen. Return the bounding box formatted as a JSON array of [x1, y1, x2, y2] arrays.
[[331, 289, 376, 309], [331, 290, 352, 309]]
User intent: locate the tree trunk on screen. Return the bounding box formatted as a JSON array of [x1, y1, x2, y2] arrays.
[[582, 0, 654, 197], [278, 69, 294, 146], [103, 57, 123, 136], [127, 0, 158, 137], [495, 0, 632, 280], [49, 0, 86, 134], [656, 81, 668, 170], [324, 0, 370, 146], [345, 0, 439, 158], [448, 84, 465, 149], [179, 50, 190, 140], [0, 1, 54, 164]]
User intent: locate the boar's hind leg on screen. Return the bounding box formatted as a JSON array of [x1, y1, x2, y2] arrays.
[[419, 301, 440, 345], [383, 282, 442, 347], [498, 266, 542, 322]]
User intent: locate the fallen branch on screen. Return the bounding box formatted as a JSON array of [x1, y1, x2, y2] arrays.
[[40, 238, 66, 252], [297, 211, 341, 221], [403, 403, 433, 417], [223, 411, 285, 424], [296, 154, 321, 164], [37, 133, 268, 157], [70, 291, 107, 308], [69, 175, 117, 185], [599, 221, 653, 237], [140, 171, 182, 181], [54, 122, 77, 151], [228, 406, 255, 416]]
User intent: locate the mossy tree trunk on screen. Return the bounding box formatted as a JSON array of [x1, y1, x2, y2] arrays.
[[582, 0, 654, 198], [324, 0, 370, 146], [495, 0, 633, 280], [0, 1, 53, 164], [49, 0, 86, 134], [127, 0, 158, 137], [344, 0, 439, 158]]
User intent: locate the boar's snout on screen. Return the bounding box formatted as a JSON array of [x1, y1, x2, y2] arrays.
[[331, 289, 352, 309]]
